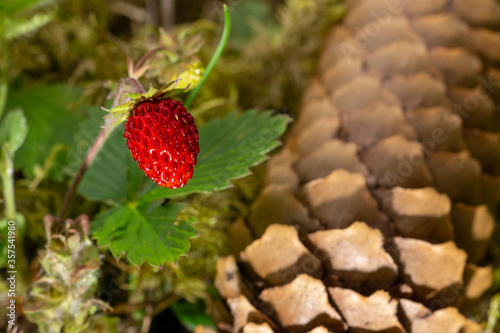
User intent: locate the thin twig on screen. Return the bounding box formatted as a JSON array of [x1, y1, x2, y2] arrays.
[[152, 294, 181, 316], [109, 301, 146, 316], [58, 77, 146, 220], [124, 77, 147, 94], [58, 127, 110, 220], [140, 303, 154, 333]]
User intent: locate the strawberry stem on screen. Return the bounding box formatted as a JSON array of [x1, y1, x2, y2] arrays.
[[58, 127, 110, 221], [58, 77, 145, 220], [184, 4, 231, 109], [124, 77, 147, 95], [135, 46, 166, 70]]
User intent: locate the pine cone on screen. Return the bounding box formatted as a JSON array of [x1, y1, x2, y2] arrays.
[[215, 0, 500, 332]]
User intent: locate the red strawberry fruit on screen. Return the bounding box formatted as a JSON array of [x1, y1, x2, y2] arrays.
[[124, 98, 199, 189]]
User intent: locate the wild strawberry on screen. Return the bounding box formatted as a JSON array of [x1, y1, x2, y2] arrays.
[[124, 98, 199, 189]]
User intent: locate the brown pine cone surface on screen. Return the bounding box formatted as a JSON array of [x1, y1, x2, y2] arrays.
[[215, 0, 500, 332]]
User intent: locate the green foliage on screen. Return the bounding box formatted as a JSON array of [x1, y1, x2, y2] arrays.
[[77, 126, 139, 205], [64, 105, 103, 176], [0, 213, 25, 268], [170, 300, 215, 330], [486, 293, 500, 333], [185, 4, 231, 108], [123, 190, 234, 320], [0, 0, 59, 16], [0, 220, 10, 268], [4, 11, 55, 40], [139, 110, 290, 202], [0, 1, 345, 331], [92, 204, 198, 267], [146, 27, 207, 89], [0, 109, 28, 229], [229, 0, 279, 44], [78, 110, 290, 205], [6, 84, 82, 178], [103, 81, 189, 128], [0, 108, 28, 155], [0, 0, 59, 46], [78, 109, 289, 267]]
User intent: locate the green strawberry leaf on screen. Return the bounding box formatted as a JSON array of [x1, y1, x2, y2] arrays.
[[6, 84, 82, 179], [77, 126, 139, 205], [0, 108, 28, 155], [138, 110, 290, 203], [91, 203, 198, 267], [64, 105, 104, 177]]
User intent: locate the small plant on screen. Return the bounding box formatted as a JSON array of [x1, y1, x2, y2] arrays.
[[23, 215, 117, 333], [0, 2, 290, 331], [65, 5, 289, 268]]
